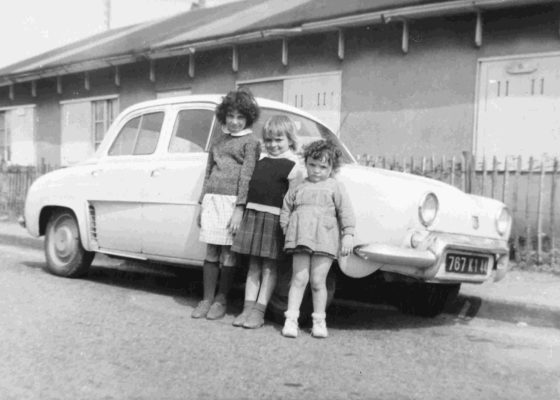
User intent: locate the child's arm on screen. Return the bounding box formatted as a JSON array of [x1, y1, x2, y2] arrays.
[[235, 140, 261, 206], [198, 148, 215, 204], [334, 181, 356, 256], [280, 187, 296, 235], [287, 161, 306, 190], [229, 140, 260, 234]]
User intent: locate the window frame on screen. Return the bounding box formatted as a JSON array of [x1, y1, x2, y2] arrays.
[[108, 111, 166, 157], [167, 107, 216, 154], [0, 111, 10, 162], [92, 98, 118, 150]]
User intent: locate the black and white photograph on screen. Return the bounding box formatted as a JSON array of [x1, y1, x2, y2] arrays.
[[0, 0, 559, 399]]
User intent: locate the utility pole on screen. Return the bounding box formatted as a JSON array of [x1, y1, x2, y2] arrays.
[[103, 0, 111, 30]]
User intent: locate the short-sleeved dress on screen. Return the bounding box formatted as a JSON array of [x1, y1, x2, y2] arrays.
[[280, 177, 355, 259], [232, 151, 304, 259]]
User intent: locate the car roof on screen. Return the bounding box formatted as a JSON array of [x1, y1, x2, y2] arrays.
[[121, 94, 327, 128]]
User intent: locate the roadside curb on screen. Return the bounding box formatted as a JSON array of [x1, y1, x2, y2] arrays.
[[446, 294, 560, 330], [0, 233, 43, 251]]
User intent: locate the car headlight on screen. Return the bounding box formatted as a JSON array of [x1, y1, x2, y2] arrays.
[[418, 192, 438, 227], [495, 207, 511, 236]]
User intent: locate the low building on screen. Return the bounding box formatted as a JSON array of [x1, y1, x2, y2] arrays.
[[0, 0, 559, 167]]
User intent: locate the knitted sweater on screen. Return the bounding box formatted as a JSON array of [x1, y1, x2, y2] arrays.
[[199, 132, 261, 206]]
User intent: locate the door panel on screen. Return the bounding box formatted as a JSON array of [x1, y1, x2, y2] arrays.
[[61, 101, 93, 166], [283, 73, 342, 134], [141, 155, 207, 261], [141, 107, 214, 261], [476, 54, 560, 162], [91, 111, 165, 254]]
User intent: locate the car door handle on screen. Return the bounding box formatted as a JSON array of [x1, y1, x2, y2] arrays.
[[150, 168, 165, 177], [91, 169, 102, 177]]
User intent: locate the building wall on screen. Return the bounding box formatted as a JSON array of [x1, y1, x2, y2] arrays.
[[340, 5, 559, 159], [0, 4, 558, 166]]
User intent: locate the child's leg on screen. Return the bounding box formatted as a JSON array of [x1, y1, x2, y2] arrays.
[[245, 256, 262, 302], [233, 256, 261, 327], [286, 253, 311, 313], [191, 244, 220, 318], [309, 255, 333, 315], [207, 245, 236, 320], [256, 258, 277, 306], [282, 253, 311, 337], [243, 258, 277, 329], [309, 255, 333, 338]]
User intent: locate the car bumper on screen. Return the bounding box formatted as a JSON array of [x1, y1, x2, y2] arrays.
[[354, 232, 509, 284]]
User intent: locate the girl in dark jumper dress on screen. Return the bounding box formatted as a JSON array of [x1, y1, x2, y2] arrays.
[[231, 115, 304, 329]]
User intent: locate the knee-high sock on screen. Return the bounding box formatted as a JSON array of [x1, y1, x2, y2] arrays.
[[215, 266, 235, 304], [203, 261, 220, 302]]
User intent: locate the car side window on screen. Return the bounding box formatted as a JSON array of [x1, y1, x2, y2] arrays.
[[109, 112, 164, 156], [168, 109, 213, 153]]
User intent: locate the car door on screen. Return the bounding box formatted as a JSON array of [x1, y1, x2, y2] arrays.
[[89, 109, 166, 254], [140, 105, 215, 262]]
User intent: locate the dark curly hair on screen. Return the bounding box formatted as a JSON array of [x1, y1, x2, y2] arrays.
[[303, 140, 344, 174], [215, 88, 260, 128]]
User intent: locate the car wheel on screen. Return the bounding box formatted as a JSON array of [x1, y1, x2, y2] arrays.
[[397, 283, 460, 317], [44, 210, 94, 278], [267, 258, 337, 324]]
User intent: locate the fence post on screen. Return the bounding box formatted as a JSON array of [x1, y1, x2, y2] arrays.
[[512, 156, 522, 263], [536, 158, 545, 265], [450, 156, 455, 187], [502, 155, 509, 203], [461, 153, 466, 192], [481, 155, 486, 197], [551, 157, 558, 267], [491, 156, 498, 199], [525, 156, 534, 255]]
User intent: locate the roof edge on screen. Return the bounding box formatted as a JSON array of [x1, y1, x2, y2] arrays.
[[0, 0, 555, 87]]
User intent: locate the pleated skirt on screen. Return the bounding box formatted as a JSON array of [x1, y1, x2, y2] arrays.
[[232, 209, 284, 260]]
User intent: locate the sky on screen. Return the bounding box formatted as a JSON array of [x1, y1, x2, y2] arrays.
[[0, 0, 236, 69]]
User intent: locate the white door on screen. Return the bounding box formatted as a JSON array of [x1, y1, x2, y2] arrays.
[[61, 101, 93, 166], [283, 73, 342, 134], [4, 106, 35, 165], [141, 107, 214, 262], [91, 111, 166, 254], [476, 54, 560, 161]]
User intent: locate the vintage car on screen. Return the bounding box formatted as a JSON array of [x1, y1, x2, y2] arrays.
[[20, 95, 512, 317]]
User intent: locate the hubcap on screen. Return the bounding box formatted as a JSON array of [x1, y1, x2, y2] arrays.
[[51, 217, 77, 262]]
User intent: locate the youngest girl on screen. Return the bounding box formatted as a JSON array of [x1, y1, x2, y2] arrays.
[[231, 115, 304, 329], [280, 140, 355, 338]]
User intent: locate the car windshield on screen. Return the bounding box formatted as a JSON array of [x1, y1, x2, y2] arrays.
[[209, 107, 355, 163]]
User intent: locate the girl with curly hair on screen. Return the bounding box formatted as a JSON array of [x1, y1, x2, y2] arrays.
[[279, 140, 355, 338], [192, 89, 261, 320]]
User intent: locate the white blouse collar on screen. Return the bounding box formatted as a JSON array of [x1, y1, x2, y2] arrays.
[[222, 126, 253, 137]]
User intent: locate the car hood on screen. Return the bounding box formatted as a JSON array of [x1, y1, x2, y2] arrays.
[[338, 164, 508, 245]]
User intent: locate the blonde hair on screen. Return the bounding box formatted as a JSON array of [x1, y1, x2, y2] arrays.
[[262, 115, 298, 151]]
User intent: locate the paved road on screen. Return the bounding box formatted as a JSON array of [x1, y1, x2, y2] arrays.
[[1, 243, 560, 400]]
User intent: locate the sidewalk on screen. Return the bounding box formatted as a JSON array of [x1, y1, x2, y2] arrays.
[[1, 219, 559, 329]]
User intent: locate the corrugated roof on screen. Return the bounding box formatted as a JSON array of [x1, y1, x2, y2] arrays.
[[0, 0, 552, 85]]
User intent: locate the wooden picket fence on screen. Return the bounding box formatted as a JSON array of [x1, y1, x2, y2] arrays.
[[0, 162, 58, 219], [356, 153, 560, 267], [1, 154, 559, 267]]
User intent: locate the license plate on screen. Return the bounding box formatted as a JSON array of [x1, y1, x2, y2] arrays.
[[445, 253, 489, 275]]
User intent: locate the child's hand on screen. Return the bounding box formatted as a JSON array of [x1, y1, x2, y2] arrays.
[[196, 208, 202, 228], [340, 234, 354, 257], [228, 206, 244, 235]]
